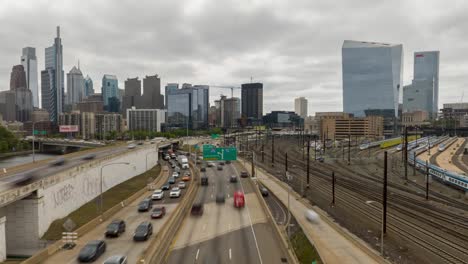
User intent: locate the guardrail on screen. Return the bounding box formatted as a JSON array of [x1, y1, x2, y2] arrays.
[[22, 165, 168, 264], [139, 161, 200, 263]]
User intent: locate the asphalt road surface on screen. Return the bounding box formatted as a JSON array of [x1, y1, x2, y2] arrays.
[[43, 161, 190, 264], [167, 162, 288, 264]]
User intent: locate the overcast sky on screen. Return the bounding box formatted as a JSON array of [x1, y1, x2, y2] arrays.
[[1, 0, 467, 114]]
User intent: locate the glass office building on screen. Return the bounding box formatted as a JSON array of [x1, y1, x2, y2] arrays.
[[166, 84, 209, 129], [342, 40, 403, 118], [413, 51, 439, 117]]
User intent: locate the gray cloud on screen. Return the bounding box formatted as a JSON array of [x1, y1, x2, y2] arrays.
[[0, 0, 467, 115]]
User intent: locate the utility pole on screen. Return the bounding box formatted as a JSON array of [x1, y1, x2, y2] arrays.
[[383, 151, 388, 234], [271, 135, 275, 166], [314, 136, 317, 161], [413, 152, 416, 176], [307, 135, 310, 189], [332, 171, 335, 206], [348, 133, 351, 165], [425, 160, 429, 200], [261, 144, 264, 163], [404, 126, 408, 180], [251, 153, 255, 178], [285, 152, 288, 172]]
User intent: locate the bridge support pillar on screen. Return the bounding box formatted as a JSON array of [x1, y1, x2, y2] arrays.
[[0, 216, 5, 262]]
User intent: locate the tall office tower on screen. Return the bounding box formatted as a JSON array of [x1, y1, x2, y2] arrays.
[[121, 77, 141, 116], [165, 83, 179, 108], [342, 40, 403, 118], [66, 66, 85, 106], [21, 47, 39, 107], [294, 97, 308, 118], [84, 75, 94, 97], [101, 74, 119, 109], [219, 95, 240, 128], [166, 84, 209, 129], [41, 26, 64, 123], [10, 65, 27, 90], [413, 51, 439, 117], [143, 74, 164, 108], [8, 65, 32, 122], [241, 83, 263, 123]]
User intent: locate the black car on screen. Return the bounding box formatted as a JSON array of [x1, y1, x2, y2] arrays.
[[215, 193, 225, 203], [168, 177, 176, 184], [82, 154, 96, 160], [217, 165, 223, 171], [240, 171, 249, 178], [259, 186, 269, 197], [161, 184, 170, 191], [133, 222, 153, 241], [200, 167, 206, 172], [50, 158, 66, 166], [316, 157, 325, 163], [226, 160, 231, 164], [219, 161, 225, 165], [191, 202, 204, 216], [201, 176, 209, 186], [77, 240, 106, 262], [105, 219, 126, 237], [229, 175, 237, 183], [138, 198, 153, 212]]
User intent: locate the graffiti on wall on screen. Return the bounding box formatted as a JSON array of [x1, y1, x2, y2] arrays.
[[53, 184, 74, 208]]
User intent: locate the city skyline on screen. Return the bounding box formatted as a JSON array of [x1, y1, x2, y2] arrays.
[[1, 1, 468, 115]]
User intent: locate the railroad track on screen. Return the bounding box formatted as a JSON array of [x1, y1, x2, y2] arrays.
[[248, 137, 468, 263]]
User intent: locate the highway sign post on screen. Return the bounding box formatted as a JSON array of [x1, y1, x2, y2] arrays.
[[202, 145, 237, 160]]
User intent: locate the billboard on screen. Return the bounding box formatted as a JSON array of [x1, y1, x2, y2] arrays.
[[59, 125, 79, 133]]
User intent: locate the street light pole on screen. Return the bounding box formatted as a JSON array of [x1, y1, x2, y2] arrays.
[[100, 162, 130, 219], [32, 122, 36, 163]]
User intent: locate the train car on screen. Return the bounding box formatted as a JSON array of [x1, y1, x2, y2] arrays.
[[438, 143, 446, 152]]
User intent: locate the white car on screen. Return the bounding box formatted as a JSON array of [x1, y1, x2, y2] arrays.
[[151, 189, 164, 200], [178, 182, 186, 189], [172, 172, 179, 178], [170, 187, 181, 198]]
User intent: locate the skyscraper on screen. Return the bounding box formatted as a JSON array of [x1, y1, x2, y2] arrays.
[[165, 83, 179, 108], [122, 77, 141, 116], [8, 65, 32, 122], [143, 74, 164, 109], [21, 47, 39, 108], [241, 83, 263, 122], [342, 40, 403, 118], [413, 51, 439, 117], [101, 74, 119, 110], [41, 26, 64, 123], [166, 84, 209, 129], [84, 75, 94, 97], [294, 97, 308, 118], [66, 66, 85, 106], [10, 65, 27, 90]]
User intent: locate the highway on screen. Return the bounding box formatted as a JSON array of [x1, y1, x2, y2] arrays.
[[43, 160, 190, 263], [167, 162, 288, 264]]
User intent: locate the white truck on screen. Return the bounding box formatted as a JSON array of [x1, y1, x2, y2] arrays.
[[177, 155, 189, 169]]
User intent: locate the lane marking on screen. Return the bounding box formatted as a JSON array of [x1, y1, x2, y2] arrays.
[[202, 224, 206, 231], [229, 248, 232, 260], [196, 248, 200, 260]]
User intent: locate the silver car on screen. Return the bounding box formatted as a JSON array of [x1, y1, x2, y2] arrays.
[[104, 255, 127, 264]]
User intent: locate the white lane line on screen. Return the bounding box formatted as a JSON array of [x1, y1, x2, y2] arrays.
[[202, 224, 207, 231], [233, 165, 264, 264], [229, 248, 232, 260], [196, 248, 200, 260]]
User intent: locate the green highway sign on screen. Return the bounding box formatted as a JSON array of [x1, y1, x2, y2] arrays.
[[202, 144, 237, 161], [211, 134, 220, 139], [33, 130, 47, 135]]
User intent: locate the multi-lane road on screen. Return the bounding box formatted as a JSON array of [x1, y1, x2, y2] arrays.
[[167, 162, 288, 264]]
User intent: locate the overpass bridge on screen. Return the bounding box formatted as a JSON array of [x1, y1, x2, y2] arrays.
[[0, 139, 179, 261]]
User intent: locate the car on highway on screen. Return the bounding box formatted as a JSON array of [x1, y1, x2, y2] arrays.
[[137, 198, 153, 212], [170, 187, 181, 198], [164, 154, 170, 161], [200, 167, 206, 172], [259, 186, 269, 197], [172, 171, 179, 178], [137, 141, 144, 145], [305, 209, 320, 224], [105, 219, 126, 237], [133, 222, 153, 241], [316, 157, 324, 163], [234, 191, 245, 208], [170, 153, 176, 159], [207, 162, 214, 167], [82, 154, 96, 160], [151, 206, 166, 219], [50, 158, 66, 166], [191, 202, 204, 216], [217, 165, 223, 171], [201, 175, 208, 186], [13, 172, 35, 186], [77, 240, 106, 262], [170, 162, 176, 168], [240, 171, 249, 178], [182, 175, 191, 181], [127, 144, 136, 149], [229, 175, 238, 183], [161, 184, 170, 191], [103, 255, 127, 264], [174, 167, 181, 173], [219, 161, 225, 165], [216, 193, 225, 203], [226, 160, 231, 164], [151, 189, 164, 200], [168, 177, 176, 184], [178, 181, 186, 189]]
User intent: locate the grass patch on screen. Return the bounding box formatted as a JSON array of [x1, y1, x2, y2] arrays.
[[41, 165, 161, 241], [291, 228, 322, 264]]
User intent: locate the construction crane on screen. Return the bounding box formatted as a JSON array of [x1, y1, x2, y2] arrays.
[[210, 85, 241, 98]]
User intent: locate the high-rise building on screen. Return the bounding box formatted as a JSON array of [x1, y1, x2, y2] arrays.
[[166, 84, 209, 129], [101, 74, 119, 108], [143, 74, 164, 109], [0, 91, 16, 121], [218, 95, 240, 128], [165, 83, 179, 109], [122, 77, 142, 116], [342, 40, 403, 118], [10, 65, 27, 90], [126, 107, 166, 132], [241, 83, 263, 123], [8, 65, 33, 122], [294, 97, 308, 118], [403, 51, 439, 119], [41, 26, 64, 123], [66, 66, 85, 106], [84, 75, 94, 98], [21, 47, 39, 108]]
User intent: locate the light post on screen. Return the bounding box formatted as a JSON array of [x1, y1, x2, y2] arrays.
[[285, 171, 292, 249], [32, 122, 36, 163], [365, 200, 384, 256], [100, 162, 131, 219]]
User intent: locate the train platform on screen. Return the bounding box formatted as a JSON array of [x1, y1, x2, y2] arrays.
[[249, 163, 386, 264], [436, 138, 466, 174]]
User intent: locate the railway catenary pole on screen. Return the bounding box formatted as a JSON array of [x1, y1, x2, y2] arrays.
[[413, 152, 416, 176], [342, 141, 344, 160], [307, 135, 310, 189], [404, 126, 408, 181], [251, 152, 255, 178], [332, 171, 335, 206], [425, 160, 429, 200], [285, 152, 288, 172], [271, 134, 275, 166], [383, 151, 388, 235], [261, 144, 264, 163], [348, 133, 351, 165], [314, 136, 317, 161]]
